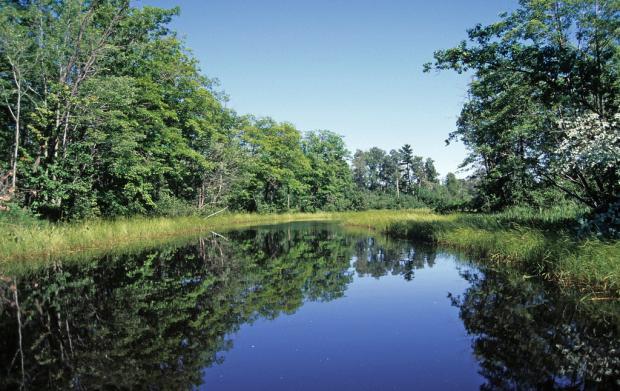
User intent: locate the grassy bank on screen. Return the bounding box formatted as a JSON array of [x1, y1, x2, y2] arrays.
[[1, 209, 618, 297], [0, 212, 333, 272], [337, 209, 619, 298]]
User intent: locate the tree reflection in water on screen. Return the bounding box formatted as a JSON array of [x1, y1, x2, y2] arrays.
[[352, 236, 436, 280], [450, 268, 620, 390], [0, 223, 617, 390]]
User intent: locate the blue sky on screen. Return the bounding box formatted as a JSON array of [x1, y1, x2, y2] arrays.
[[138, 0, 517, 177]]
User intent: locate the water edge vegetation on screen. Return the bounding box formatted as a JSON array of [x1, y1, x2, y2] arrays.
[[1, 209, 618, 299]]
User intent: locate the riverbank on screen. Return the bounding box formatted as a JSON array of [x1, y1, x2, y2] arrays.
[[0, 209, 618, 298], [0, 212, 333, 270], [339, 209, 619, 298]]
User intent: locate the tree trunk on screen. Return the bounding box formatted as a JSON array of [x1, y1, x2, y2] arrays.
[[396, 175, 400, 198], [11, 92, 20, 191]]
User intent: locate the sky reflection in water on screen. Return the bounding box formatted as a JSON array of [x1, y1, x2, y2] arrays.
[[0, 222, 617, 390]]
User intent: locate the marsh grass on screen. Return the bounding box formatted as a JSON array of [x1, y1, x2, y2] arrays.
[[1, 208, 618, 297], [0, 213, 333, 274], [337, 208, 618, 297]]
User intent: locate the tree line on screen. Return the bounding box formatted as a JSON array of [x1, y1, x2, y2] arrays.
[[0, 0, 469, 220], [351, 145, 471, 210], [1, 0, 617, 229]]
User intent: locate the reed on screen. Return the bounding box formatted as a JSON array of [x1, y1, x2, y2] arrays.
[[1, 208, 617, 297], [336, 208, 618, 297], [0, 212, 332, 271]]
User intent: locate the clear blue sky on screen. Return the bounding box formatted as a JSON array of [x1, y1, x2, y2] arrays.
[[138, 0, 517, 177]]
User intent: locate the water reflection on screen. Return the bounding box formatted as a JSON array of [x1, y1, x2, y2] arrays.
[[353, 236, 437, 280], [451, 268, 620, 390], [0, 222, 617, 390]]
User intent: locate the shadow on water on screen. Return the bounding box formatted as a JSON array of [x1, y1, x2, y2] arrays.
[[0, 222, 618, 390]]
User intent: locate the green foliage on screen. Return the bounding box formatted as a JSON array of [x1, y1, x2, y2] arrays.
[[416, 184, 470, 213], [150, 191, 197, 217], [0, 1, 360, 220], [0, 203, 44, 228], [358, 192, 426, 210], [425, 0, 619, 219], [579, 197, 620, 239], [351, 146, 474, 211], [233, 117, 310, 212], [301, 130, 358, 211]]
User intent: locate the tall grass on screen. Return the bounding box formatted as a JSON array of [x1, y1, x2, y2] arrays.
[[0, 212, 333, 272], [1, 207, 617, 297], [336, 208, 618, 297]]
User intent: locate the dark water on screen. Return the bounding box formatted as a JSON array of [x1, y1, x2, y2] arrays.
[[0, 222, 618, 390]]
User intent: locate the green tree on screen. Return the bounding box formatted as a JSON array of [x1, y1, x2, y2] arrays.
[[301, 130, 357, 211], [410, 155, 425, 189], [232, 117, 310, 212], [398, 144, 414, 192], [352, 149, 368, 189], [0, 2, 240, 219], [423, 158, 439, 185], [445, 172, 460, 196], [425, 0, 620, 212]]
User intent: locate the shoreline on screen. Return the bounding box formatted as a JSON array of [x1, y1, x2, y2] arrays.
[[1, 209, 618, 298]]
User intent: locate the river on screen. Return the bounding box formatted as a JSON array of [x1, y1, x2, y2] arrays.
[[0, 222, 618, 390]]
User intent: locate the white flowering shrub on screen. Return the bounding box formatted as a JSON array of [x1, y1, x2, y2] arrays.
[[556, 112, 620, 176], [555, 112, 620, 237]]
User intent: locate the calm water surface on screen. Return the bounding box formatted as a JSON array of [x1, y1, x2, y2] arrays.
[[0, 222, 618, 390]]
